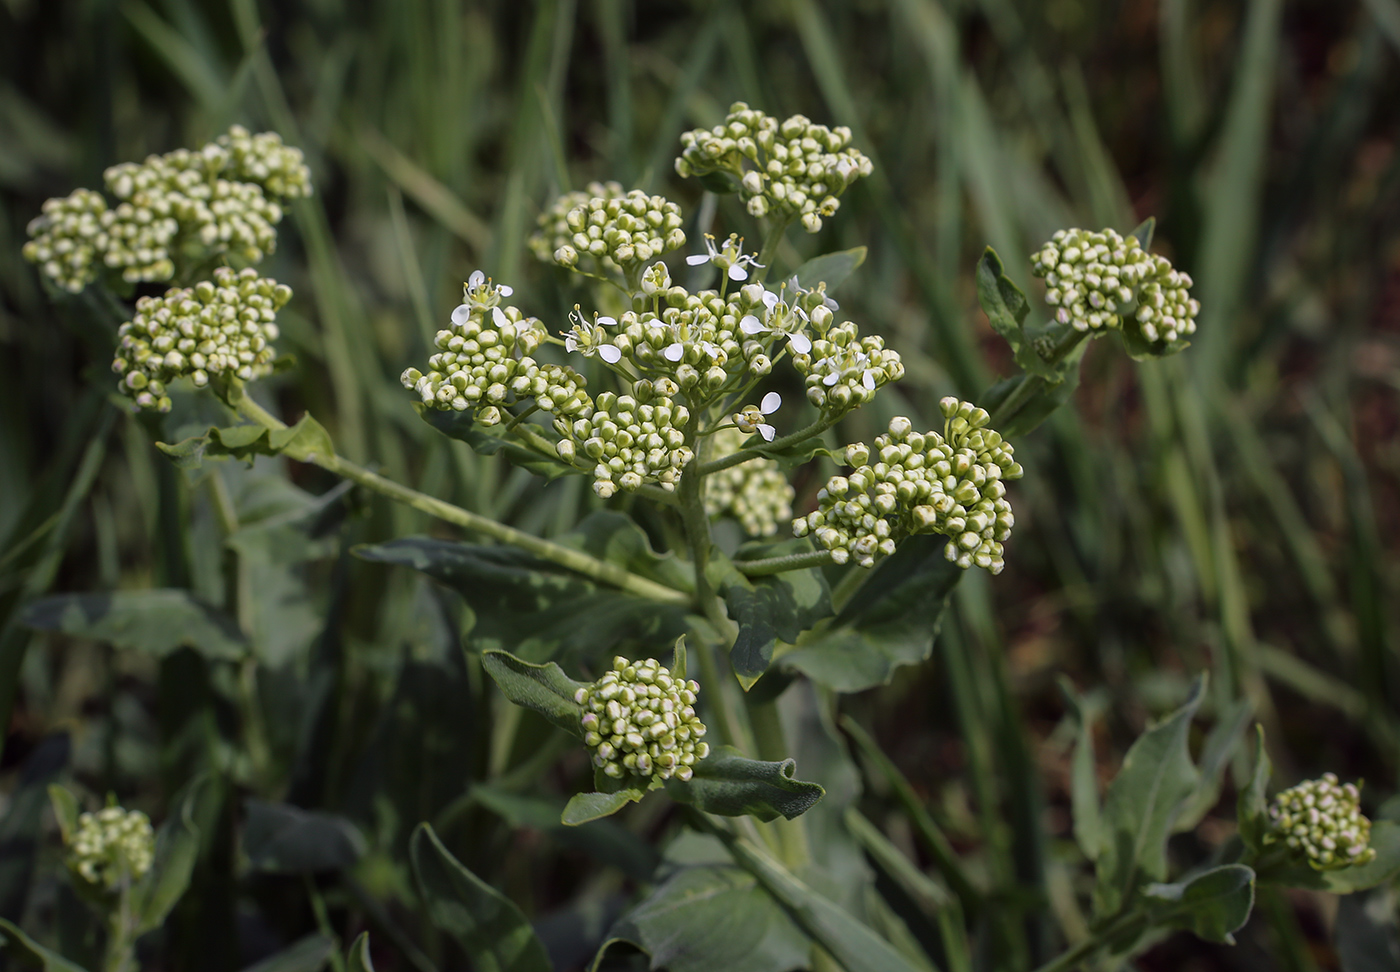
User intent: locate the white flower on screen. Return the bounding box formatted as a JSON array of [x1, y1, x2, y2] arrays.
[[565, 309, 622, 363], [738, 289, 813, 355], [686, 233, 764, 281], [735, 391, 782, 442]]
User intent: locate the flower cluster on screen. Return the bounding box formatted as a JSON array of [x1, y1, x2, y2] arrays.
[[675, 102, 872, 232], [66, 806, 155, 891], [1030, 228, 1199, 348], [23, 126, 310, 292], [551, 190, 686, 275], [1266, 773, 1376, 870], [529, 181, 626, 272], [401, 271, 556, 426], [555, 383, 693, 498], [793, 320, 904, 418], [704, 426, 794, 537], [575, 655, 710, 782], [794, 401, 1023, 571], [113, 267, 291, 412]]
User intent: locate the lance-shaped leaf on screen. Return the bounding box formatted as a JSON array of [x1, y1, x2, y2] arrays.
[[666, 747, 824, 822], [593, 865, 809, 972], [238, 935, 336, 972], [1237, 725, 1272, 854], [725, 540, 833, 689], [129, 774, 208, 935], [409, 824, 551, 972], [242, 800, 365, 874], [791, 245, 867, 293], [1058, 677, 1102, 862], [481, 650, 586, 737], [561, 789, 647, 826], [976, 247, 1032, 360], [1262, 821, 1400, 894], [21, 590, 247, 660], [1175, 698, 1253, 833], [0, 918, 88, 972], [1093, 674, 1206, 917], [1144, 864, 1256, 945], [345, 933, 375, 972], [155, 413, 334, 470]]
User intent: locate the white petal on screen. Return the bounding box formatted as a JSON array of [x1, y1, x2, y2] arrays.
[[492, 307, 508, 328], [596, 316, 617, 328], [664, 343, 684, 362], [469, 270, 485, 288], [788, 332, 812, 354], [762, 291, 780, 309], [823, 372, 840, 386], [451, 304, 472, 325], [728, 265, 748, 281], [565, 336, 579, 352], [825, 297, 839, 310], [498, 284, 513, 297], [599, 345, 623, 364], [788, 275, 801, 290], [759, 424, 776, 442], [760, 391, 782, 414], [686, 254, 710, 266], [740, 315, 765, 335], [863, 371, 876, 390]]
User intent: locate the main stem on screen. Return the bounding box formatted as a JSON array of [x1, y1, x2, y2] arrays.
[[233, 394, 690, 605]]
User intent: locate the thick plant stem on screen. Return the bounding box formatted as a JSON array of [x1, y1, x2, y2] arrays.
[[747, 696, 810, 868], [986, 329, 1088, 430], [735, 549, 834, 576], [233, 395, 690, 605], [697, 417, 834, 476]]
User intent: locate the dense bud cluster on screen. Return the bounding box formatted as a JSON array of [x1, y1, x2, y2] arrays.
[[555, 383, 693, 498], [1031, 228, 1199, 348], [551, 190, 686, 273], [114, 267, 290, 412], [1266, 773, 1376, 870], [66, 806, 155, 890], [704, 426, 795, 537], [401, 271, 555, 425], [529, 181, 626, 272], [794, 401, 1023, 571], [676, 102, 872, 233], [792, 321, 904, 418], [23, 126, 310, 292], [575, 655, 710, 782]]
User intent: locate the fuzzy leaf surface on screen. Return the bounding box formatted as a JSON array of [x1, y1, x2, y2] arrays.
[[665, 746, 824, 821]]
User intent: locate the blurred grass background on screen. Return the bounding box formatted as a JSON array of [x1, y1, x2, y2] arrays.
[[2, 0, 1400, 968]]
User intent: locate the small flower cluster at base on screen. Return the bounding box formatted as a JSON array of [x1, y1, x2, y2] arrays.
[[553, 190, 685, 273], [23, 126, 310, 292], [66, 806, 155, 890], [793, 321, 904, 418], [794, 401, 1023, 572], [575, 655, 709, 782], [555, 382, 693, 498], [1031, 228, 1199, 348], [704, 426, 794, 537], [114, 267, 290, 412], [401, 271, 553, 423], [1266, 773, 1376, 870], [675, 102, 872, 232], [529, 181, 626, 271]]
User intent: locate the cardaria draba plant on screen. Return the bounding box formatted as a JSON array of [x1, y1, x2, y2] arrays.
[[65, 806, 155, 891], [1266, 773, 1376, 869], [576, 654, 710, 782]]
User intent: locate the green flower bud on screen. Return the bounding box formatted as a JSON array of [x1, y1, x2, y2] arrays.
[[65, 805, 155, 891], [704, 427, 795, 537], [1266, 773, 1377, 870], [574, 655, 709, 782]]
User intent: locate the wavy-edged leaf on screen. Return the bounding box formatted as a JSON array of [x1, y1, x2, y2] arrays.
[[1093, 674, 1206, 917], [0, 918, 88, 972], [155, 413, 335, 470], [791, 246, 867, 294], [593, 865, 809, 972], [481, 649, 586, 737], [1145, 864, 1256, 945], [1263, 821, 1400, 894], [666, 746, 824, 821], [409, 824, 551, 972], [243, 800, 365, 873], [416, 404, 574, 482], [725, 540, 832, 689], [21, 590, 247, 660]]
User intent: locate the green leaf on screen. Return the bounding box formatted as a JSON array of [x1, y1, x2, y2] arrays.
[[21, 590, 247, 660], [242, 800, 366, 873], [409, 824, 551, 972], [239, 935, 336, 972], [472, 786, 658, 879], [670, 635, 687, 681], [1093, 673, 1206, 917], [346, 933, 375, 972], [268, 413, 335, 463], [0, 918, 89, 972], [724, 540, 833, 689], [129, 775, 207, 935], [561, 789, 646, 826], [1130, 216, 1156, 250], [1237, 725, 1272, 854], [666, 746, 824, 822], [354, 537, 688, 668], [594, 865, 809, 972], [975, 247, 1031, 358], [416, 404, 574, 482], [1175, 697, 1253, 833], [1145, 864, 1256, 945], [481, 649, 586, 737], [978, 351, 1085, 441], [46, 785, 79, 845], [720, 833, 924, 972], [557, 512, 695, 595], [1263, 821, 1400, 894], [780, 536, 960, 692], [1057, 677, 1102, 862], [155, 413, 336, 470], [790, 246, 868, 293]]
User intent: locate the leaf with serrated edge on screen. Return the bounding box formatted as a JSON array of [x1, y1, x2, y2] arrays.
[[666, 746, 823, 821], [481, 649, 586, 737]]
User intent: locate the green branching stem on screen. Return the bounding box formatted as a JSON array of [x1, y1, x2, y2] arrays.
[[1029, 911, 1146, 972], [697, 416, 834, 476], [753, 215, 794, 283], [735, 549, 835, 576], [232, 394, 690, 605], [986, 329, 1089, 430]]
